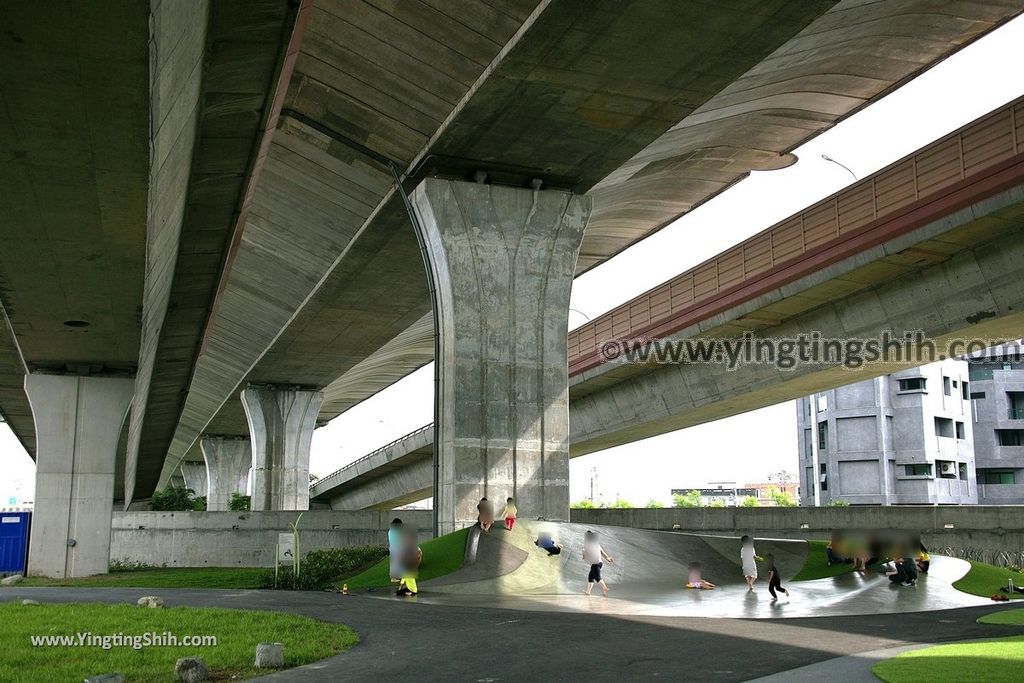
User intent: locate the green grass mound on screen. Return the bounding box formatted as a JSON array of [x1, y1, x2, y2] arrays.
[[344, 527, 471, 590], [0, 602, 356, 683], [872, 635, 1024, 683], [790, 540, 856, 582], [978, 608, 1024, 625], [953, 561, 1024, 600], [16, 567, 266, 589]]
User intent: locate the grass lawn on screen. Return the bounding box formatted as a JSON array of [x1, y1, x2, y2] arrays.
[[344, 527, 471, 590], [952, 561, 1024, 600], [872, 635, 1024, 683], [0, 602, 356, 682], [790, 540, 856, 582], [14, 566, 266, 589], [978, 608, 1024, 625]]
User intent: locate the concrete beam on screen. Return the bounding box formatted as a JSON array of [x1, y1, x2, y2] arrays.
[[411, 178, 591, 533], [26, 374, 133, 578], [242, 386, 323, 511]]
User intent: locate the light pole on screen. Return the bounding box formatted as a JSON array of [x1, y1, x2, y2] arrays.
[[821, 154, 857, 181]]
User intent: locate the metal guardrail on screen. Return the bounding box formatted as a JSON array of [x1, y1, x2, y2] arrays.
[[310, 423, 434, 493]]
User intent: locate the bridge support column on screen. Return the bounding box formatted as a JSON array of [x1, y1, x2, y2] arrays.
[[200, 436, 251, 511], [411, 178, 591, 535], [179, 461, 208, 500], [241, 386, 323, 511], [25, 374, 133, 578]]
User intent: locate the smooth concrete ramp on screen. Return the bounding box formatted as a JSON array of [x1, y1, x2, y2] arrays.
[[381, 522, 990, 619]]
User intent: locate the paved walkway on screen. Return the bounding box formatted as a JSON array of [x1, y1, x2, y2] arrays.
[[1, 586, 1018, 681]]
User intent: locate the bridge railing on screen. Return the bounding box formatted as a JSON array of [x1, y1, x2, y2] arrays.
[[310, 423, 434, 494], [568, 95, 1024, 374]]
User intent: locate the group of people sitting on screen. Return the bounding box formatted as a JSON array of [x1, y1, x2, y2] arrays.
[[476, 496, 518, 532], [825, 531, 930, 587]]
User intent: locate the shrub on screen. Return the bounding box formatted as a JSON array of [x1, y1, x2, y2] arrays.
[[827, 499, 850, 507], [672, 490, 703, 508], [151, 486, 197, 511], [570, 499, 597, 509], [192, 496, 207, 511], [228, 493, 251, 511], [740, 496, 759, 507], [645, 499, 665, 508], [609, 497, 633, 509], [261, 546, 388, 590]]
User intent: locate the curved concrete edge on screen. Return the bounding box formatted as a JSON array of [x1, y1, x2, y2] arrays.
[[743, 643, 933, 683]]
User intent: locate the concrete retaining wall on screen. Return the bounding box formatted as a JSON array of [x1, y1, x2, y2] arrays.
[[570, 507, 1024, 567], [110, 510, 432, 568]]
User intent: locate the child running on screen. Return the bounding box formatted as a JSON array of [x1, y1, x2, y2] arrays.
[[765, 553, 790, 601], [500, 497, 518, 531], [583, 530, 614, 596]]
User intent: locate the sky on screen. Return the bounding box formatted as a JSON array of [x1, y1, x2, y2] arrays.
[[3, 15, 1024, 508]]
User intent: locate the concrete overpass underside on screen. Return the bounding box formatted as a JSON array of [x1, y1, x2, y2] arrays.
[[315, 98, 1024, 509]]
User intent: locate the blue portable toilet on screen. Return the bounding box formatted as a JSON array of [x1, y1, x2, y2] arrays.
[[0, 511, 31, 575]]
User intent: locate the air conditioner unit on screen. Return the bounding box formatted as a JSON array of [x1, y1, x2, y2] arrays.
[[939, 462, 956, 475]]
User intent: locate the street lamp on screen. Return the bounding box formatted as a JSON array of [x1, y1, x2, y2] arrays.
[[821, 154, 857, 181]]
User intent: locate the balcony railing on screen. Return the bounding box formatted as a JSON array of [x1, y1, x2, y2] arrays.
[[1008, 408, 1024, 420]]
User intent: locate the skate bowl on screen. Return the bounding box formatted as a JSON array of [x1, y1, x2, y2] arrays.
[[377, 521, 989, 619]]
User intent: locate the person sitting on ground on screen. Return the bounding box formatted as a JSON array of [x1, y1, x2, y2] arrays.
[[396, 528, 422, 597], [826, 532, 850, 566], [685, 562, 716, 590], [535, 531, 562, 556], [887, 558, 909, 585], [916, 543, 930, 574], [500, 497, 518, 531], [477, 497, 495, 532]]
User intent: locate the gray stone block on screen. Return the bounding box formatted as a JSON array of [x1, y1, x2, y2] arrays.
[[255, 642, 284, 668], [22, 599, 40, 606], [83, 674, 124, 683], [1, 574, 23, 585], [137, 595, 165, 608], [175, 656, 208, 683]]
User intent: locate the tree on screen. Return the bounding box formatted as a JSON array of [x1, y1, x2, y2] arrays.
[[609, 497, 633, 509], [767, 486, 797, 508], [151, 486, 197, 511], [571, 499, 597, 509], [672, 490, 703, 508], [192, 495, 207, 511], [708, 498, 725, 508], [645, 499, 665, 508], [229, 492, 251, 511], [827, 499, 849, 507], [740, 496, 759, 507]]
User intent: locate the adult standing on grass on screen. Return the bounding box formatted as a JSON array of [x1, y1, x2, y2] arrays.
[[740, 535, 761, 592], [388, 518, 403, 583], [583, 530, 614, 596]]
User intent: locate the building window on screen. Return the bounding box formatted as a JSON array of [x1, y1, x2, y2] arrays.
[[955, 421, 965, 440], [970, 391, 986, 400], [1008, 392, 1024, 420], [904, 464, 933, 477], [898, 377, 927, 393], [819, 463, 828, 491], [943, 376, 951, 396], [981, 470, 1016, 485], [959, 463, 968, 481], [818, 421, 828, 450], [997, 429, 1024, 446], [816, 393, 828, 412], [962, 381, 970, 400], [934, 417, 954, 438]]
